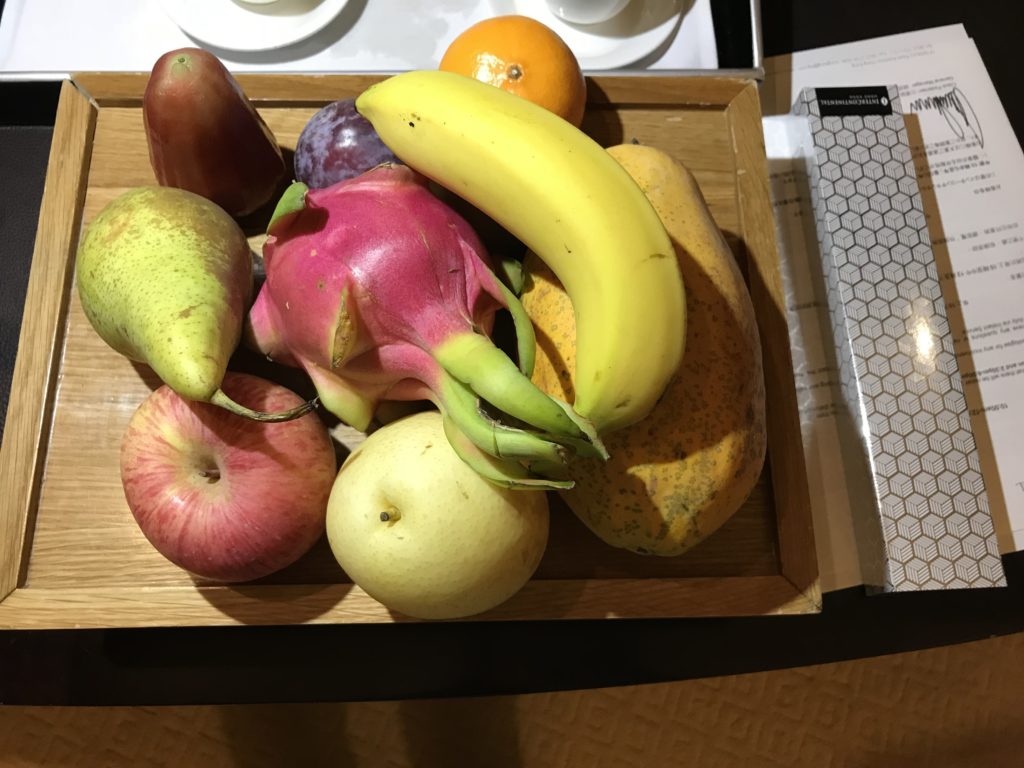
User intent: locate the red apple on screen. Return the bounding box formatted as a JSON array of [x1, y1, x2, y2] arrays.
[[120, 372, 337, 582]]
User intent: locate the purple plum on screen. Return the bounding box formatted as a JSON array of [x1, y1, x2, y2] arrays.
[[293, 98, 399, 188]]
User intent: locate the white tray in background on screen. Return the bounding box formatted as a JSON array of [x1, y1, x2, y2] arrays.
[[0, 0, 723, 78]]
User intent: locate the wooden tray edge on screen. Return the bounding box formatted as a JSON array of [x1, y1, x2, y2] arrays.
[[70, 71, 757, 108], [0, 79, 95, 601], [726, 81, 821, 610], [0, 73, 821, 627], [0, 574, 817, 629]]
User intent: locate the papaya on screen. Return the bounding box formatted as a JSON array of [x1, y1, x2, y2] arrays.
[[520, 143, 767, 555]]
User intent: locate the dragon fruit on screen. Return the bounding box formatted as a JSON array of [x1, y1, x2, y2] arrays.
[[247, 164, 603, 489]]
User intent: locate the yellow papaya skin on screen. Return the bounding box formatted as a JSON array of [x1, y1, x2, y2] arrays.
[[521, 143, 767, 555]]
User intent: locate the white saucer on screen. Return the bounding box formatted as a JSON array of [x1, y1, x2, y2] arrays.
[[160, 0, 351, 52], [512, 0, 684, 70]]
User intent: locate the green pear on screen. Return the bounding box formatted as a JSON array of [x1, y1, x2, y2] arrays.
[[77, 186, 312, 421]]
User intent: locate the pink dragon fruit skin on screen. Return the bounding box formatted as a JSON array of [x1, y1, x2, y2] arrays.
[[251, 165, 497, 393], [247, 164, 603, 489]]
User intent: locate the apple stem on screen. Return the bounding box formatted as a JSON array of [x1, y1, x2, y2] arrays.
[[379, 507, 400, 523], [199, 468, 221, 482], [210, 389, 319, 423]]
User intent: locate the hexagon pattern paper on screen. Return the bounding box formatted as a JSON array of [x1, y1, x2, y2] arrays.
[[795, 86, 1005, 590]]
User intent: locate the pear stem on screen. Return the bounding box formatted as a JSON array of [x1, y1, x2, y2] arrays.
[[210, 389, 319, 423]]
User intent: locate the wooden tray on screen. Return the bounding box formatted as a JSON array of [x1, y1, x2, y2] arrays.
[[0, 73, 818, 628]]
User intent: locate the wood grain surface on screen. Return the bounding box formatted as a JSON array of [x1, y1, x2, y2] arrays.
[[0, 74, 818, 627]]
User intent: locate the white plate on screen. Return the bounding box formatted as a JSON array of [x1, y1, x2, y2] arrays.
[[160, 0, 351, 52], [512, 0, 685, 70]]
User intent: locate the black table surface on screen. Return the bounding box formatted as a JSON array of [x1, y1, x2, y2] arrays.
[[1, 0, 1023, 706]]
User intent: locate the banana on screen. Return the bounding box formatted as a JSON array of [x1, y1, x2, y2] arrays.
[[523, 144, 768, 554], [356, 70, 686, 434]]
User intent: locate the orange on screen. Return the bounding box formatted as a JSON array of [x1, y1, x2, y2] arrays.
[[439, 15, 587, 127]]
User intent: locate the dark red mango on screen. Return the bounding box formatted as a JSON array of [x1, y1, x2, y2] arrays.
[[143, 48, 286, 217]]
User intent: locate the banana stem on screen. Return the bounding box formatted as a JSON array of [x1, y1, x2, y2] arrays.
[[210, 389, 319, 423]]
